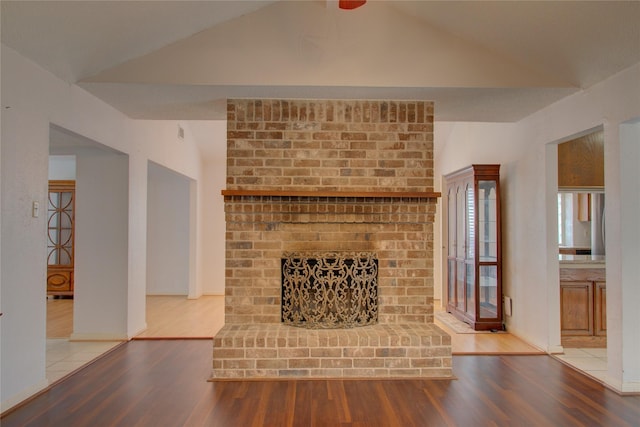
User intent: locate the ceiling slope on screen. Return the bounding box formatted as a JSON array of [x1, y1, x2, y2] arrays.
[[83, 1, 570, 88], [2, 1, 639, 122]]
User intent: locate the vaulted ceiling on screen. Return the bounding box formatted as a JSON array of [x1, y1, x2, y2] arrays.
[[2, 1, 639, 122]]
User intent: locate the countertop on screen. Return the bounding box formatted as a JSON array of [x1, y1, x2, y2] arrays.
[[559, 254, 606, 267]]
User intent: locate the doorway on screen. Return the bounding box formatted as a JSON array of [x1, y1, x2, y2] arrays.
[[46, 124, 129, 381], [554, 128, 608, 380], [46, 180, 75, 298], [47, 156, 76, 339], [146, 161, 193, 296]]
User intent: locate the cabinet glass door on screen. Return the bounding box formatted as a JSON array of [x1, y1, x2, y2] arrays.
[[455, 186, 465, 311], [478, 181, 497, 262], [465, 184, 476, 317], [47, 190, 74, 266], [478, 180, 498, 319], [447, 187, 456, 308]]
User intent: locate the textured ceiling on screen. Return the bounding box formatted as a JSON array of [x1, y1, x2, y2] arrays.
[[2, 1, 639, 122]]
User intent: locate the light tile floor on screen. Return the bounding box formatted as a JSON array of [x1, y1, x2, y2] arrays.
[[45, 295, 224, 385], [553, 347, 609, 385], [46, 339, 122, 384]]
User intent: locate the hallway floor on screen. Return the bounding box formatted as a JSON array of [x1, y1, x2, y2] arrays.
[[46, 339, 122, 384], [45, 295, 225, 387]]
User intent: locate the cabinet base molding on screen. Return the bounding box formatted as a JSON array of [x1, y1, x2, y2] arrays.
[[561, 335, 606, 348], [447, 310, 503, 331], [70, 333, 128, 342]]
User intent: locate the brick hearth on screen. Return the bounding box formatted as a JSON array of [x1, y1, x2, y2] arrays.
[[211, 324, 451, 379], [212, 99, 451, 380]]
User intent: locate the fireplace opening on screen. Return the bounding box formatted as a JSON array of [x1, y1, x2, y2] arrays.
[[281, 251, 378, 329]]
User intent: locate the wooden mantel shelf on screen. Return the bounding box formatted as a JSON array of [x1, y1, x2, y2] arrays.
[[222, 189, 441, 198]]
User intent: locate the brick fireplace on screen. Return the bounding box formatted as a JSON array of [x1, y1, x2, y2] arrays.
[[211, 99, 451, 379]]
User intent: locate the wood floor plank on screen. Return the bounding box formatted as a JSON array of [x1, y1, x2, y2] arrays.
[[13, 341, 638, 426]]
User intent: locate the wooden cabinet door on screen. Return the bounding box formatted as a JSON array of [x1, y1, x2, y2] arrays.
[[595, 281, 607, 336], [560, 281, 594, 336]]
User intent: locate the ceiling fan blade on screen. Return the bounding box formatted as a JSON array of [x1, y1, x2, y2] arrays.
[[339, 0, 366, 10]]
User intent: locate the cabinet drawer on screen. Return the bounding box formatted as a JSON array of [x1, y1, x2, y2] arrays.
[[47, 270, 72, 292]]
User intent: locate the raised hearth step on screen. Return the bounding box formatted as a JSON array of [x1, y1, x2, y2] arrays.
[[210, 323, 452, 380]]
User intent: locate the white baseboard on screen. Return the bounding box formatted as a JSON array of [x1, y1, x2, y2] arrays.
[[621, 381, 640, 393], [69, 332, 128, 341], [1, 378, 49, 415], [128, 324, 148, 340], [548, 345, 564, 354]]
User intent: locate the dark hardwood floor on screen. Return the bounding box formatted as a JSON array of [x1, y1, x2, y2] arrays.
[[3, 340, 639, 426]]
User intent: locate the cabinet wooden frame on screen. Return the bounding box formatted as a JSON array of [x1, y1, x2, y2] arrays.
[[47, 180, 75, 296], [444, 164, 503, 331]]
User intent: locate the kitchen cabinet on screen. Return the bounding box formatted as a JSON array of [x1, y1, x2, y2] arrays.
[[444, 165, 502, 330], [560, 267, 606, 347]]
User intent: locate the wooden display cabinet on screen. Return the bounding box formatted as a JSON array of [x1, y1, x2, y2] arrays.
[[444, 165, 502, 330], [47, 180, 75, 296]]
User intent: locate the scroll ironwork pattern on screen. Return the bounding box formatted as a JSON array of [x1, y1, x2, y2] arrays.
[[281, 252, 378, 329]]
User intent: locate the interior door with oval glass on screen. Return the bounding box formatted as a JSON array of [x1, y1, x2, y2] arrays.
[[47, 180, 75, 296]]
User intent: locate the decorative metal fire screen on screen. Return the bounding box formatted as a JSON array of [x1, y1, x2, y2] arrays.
[[281, 251, 378, 329]]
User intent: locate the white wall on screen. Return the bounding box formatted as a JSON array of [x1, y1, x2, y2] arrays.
[[73, 149, 129, 340], [0, 45, 206, 411], [617, 120, 640, 391], [48, 155, 76, 180], [194, 121, 227, 295], [435, 64, 640, 392], [147, 162, 191, 295], [0, 82, 50, 410], [433, 121, 519, 305]]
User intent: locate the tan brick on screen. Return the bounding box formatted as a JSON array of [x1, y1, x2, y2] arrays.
[[311, 348, 343, 358], [321, 358, 353, 368], [289, 358, 321, 369], [278, 369, 310, 377], [308, 369, 343, 377], [246, 349, 278, 359], [211, 370, 246, 379], [212, 349, 244, 358], [390, 369, 421, 377], [384, 358, 411, 369], [354, 358, 384, 368], [256, 359, 288, 369], [223, 359, 255, 369], [420, 368, 452, 378], [278, 348, 309, 358], [376, 348, 407, 358], [421, 347, 451, 358]]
